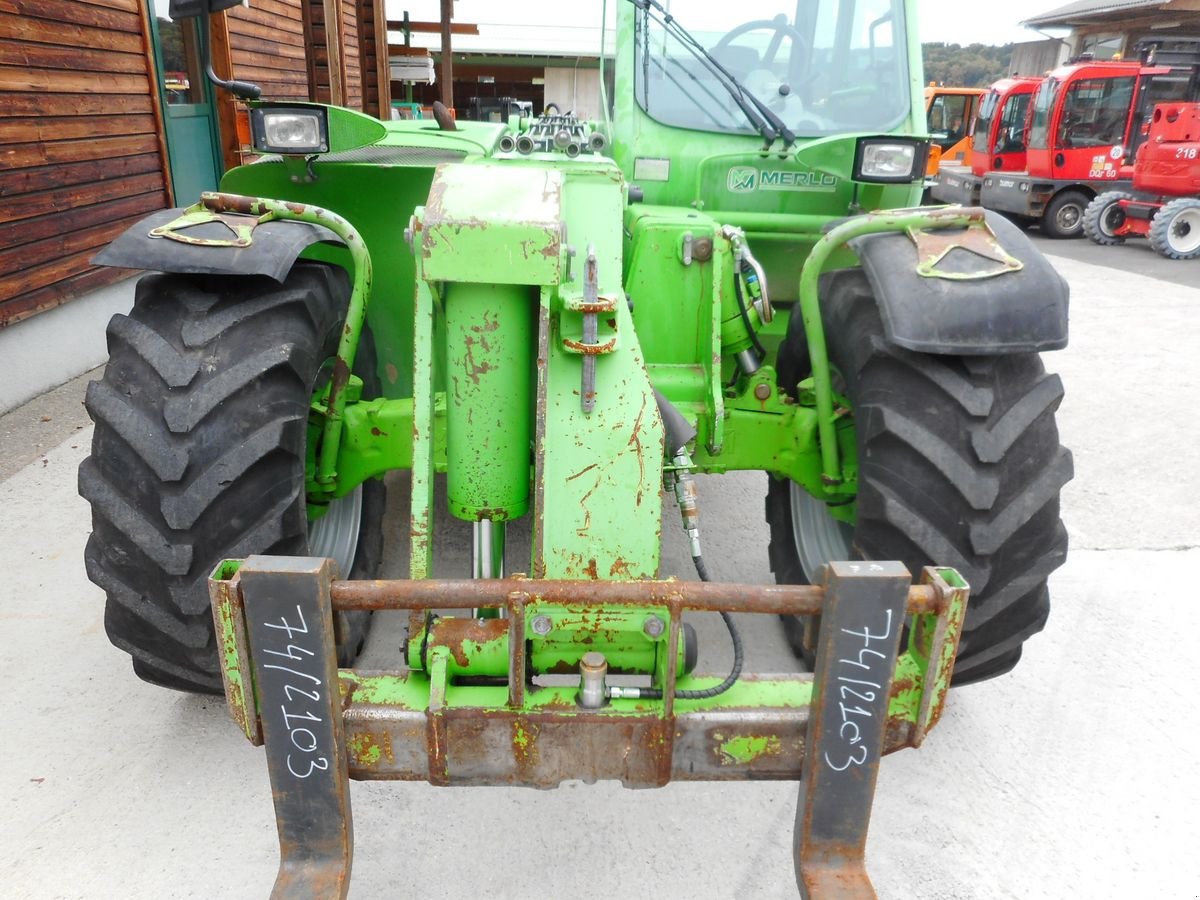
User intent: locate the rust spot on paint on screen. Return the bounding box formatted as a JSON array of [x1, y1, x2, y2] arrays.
[[609, 558, 633, 578], [470, 312, 500, 333], [566, 463, 599, 482], [385, 363, 399, 384], [370, 427, 387, 437], [584, 559, 599, 580]]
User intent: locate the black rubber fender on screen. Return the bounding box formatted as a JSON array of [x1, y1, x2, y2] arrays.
[[847, 209, 1069, 354], [93, 207, 342, 281]]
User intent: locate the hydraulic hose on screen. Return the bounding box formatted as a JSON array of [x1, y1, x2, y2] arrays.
[[733, 266, 767, 361], [634, 554, 744, 701]]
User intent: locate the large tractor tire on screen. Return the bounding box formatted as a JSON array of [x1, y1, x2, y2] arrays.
[[766, 272, 1072, 684], [80, 263, 385, 693], [1148, 197, 1200, 260], [1082, 191, 1131, 245], [1041, 189, 1089, 239]]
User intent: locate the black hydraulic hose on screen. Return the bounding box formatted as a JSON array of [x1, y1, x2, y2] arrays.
[[733, 268, 767, 361], [639, 554, 744, 700]]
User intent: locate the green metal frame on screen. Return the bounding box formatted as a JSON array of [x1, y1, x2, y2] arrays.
[[210, 561, 969, 769]]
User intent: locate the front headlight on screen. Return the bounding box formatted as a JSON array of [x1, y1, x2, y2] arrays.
[[250, 106, 329, 155], [853, 138, 930, 184]]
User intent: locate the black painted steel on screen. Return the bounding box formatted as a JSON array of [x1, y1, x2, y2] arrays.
[[241, 556, 353, 900], [795, 561, 910, 899]]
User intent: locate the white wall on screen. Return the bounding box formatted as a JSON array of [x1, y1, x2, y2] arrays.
[[543, 66, 602, 121], [0, 278, 136, 415]]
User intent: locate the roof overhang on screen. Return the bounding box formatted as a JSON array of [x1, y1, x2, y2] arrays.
[[1021, 0, 1186, 28]]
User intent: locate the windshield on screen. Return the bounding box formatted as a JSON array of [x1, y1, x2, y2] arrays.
[[927, 93, 973, 150], [633, 1, 910, 138], [973, 91, 1000, 153], [1057, 76, 1134, 149], [1028, 78, 1059, 150], [976, 88, 1032, 154]]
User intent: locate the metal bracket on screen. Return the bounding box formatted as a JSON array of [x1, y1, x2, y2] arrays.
[[907, 219, 1023, 280], [148, 205, 273, 248], [560, 245, 620, 413]]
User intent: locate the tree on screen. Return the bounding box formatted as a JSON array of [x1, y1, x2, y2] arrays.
[[922, 43, 1015, 87]]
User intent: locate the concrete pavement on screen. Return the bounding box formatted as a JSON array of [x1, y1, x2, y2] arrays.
[[2, 251, 1199, 898]]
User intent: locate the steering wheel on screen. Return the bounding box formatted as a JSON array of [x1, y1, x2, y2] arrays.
[[1060, 118, 1093, 148], [713, 15, 810, 77]]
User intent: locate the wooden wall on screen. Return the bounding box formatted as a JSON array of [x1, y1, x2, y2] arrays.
[[303, 0, 383, 112], [341, 0, 362, 111], [0, 0, 388, 328], [0, 0, 170, 327], [358, 0, 389, 118], [223, 0, 308, 101]]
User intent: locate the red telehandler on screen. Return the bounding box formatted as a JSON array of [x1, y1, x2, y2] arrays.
[[1083, 102, 1200, 258]]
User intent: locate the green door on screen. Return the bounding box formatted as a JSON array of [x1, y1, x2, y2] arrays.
[[148, 0, 223, 204]]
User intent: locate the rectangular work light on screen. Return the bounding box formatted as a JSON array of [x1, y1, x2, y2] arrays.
[[250, 106, 330, 155], [852, 137, 930, 184]]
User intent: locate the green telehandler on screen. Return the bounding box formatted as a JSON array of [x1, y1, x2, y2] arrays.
[[80, 0, 1072, 894]]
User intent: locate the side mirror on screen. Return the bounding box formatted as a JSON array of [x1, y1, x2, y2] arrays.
[[169, 0, 245, 17], [169, 0, 262, 99]]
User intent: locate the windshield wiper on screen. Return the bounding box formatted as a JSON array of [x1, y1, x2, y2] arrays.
[[631, 0, 796, 149]]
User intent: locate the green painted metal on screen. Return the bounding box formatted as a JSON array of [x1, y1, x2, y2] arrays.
[[202, 2, 963, 568], [186, 6, 996, 783], [531, 166, 665, 580], [409, 251, 438, 582], [443, 283, 536, 522], [333, 396, 446, 497], [415, 605, 685, 677], [422, 164, 566, 286], [215, 563, 966, 740]]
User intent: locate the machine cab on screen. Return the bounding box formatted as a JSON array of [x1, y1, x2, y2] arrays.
[[1026, 61, 1171, 182], [609, 0, 926, 217], [924, 86, 984, 175], [970, 77, 1041, 176]]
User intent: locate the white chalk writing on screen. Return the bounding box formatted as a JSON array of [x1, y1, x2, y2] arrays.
[[823, 608, 894, 773], [262, 604, 327, 779]]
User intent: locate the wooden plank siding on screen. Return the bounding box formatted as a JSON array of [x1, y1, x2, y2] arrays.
[[223, 0, 308, 101], [0, 0, 168, 326], [1, 0, 386, 327], [303, 0, 380, 111], [358, 0, 388, 117], [341, 0, 361, 111]]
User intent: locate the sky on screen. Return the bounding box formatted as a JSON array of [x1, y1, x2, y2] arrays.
[[387, 1, 1071, 51]]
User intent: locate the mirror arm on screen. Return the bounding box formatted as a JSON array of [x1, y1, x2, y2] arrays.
[[195, 4, 263, 100]]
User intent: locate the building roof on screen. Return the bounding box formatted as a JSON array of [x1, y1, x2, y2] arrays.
[[1022, 0, 1173, 27]]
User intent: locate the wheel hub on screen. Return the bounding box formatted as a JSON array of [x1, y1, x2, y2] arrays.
[[788, 481, 854, 580], [308, 486, 363, 577], [1169, 209, 1200, 254], [1057, 203, 1081, 231]]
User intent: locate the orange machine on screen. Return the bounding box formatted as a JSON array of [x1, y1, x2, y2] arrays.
[[924, 85, 986, 180]]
